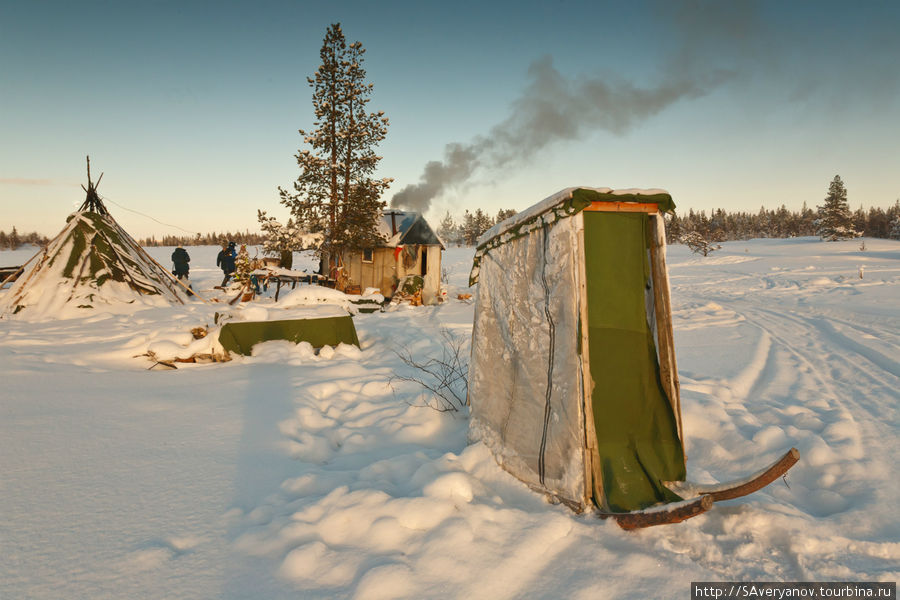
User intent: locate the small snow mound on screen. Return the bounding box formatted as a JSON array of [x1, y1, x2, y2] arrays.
[[807, 277, 836, 287], [278, 285, 358, 314], [238, 306, 269, 321], [804, 489, 851, 517], [279, 541, 358, 585], [333, 342, 362, 359], [751, 426, 788, 450], [352, 563, 414, 600], [250, 340, 317, 363], [423, 472, 475, 503], [121, 547, 172, 572], [145, 328, 224, 362], [361, 287, 385, 303]]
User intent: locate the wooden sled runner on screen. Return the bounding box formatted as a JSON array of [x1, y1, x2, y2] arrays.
[[600, 447, 800, 530], [600, 495, 714, 530]]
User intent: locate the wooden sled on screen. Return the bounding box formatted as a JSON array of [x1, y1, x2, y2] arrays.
[[600, 447, 800, 530], [599, 495, 713, 530]]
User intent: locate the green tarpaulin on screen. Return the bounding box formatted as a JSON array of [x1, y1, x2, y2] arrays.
[[583, 211, 685, 512], [219, 316, 359, 356], [572, 188, 675, 214]]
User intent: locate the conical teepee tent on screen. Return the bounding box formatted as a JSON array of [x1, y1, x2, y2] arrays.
[[0, 158, 190, 318]]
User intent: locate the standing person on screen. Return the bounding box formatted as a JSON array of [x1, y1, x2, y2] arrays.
[[216, 241, 236, 286], [171, 245, 190, 280]]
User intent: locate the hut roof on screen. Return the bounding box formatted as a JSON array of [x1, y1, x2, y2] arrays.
[[377, 211, 444, 249]]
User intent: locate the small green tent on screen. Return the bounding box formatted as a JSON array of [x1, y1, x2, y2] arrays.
[[468, 187, 684, 513], [218, 315, 360, 355]]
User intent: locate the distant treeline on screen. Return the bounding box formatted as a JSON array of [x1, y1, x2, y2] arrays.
[[3, 201, 899, 252], [137, 231, 267, 247], [665, 202, 900, 244], [0, 228, 50, 251]]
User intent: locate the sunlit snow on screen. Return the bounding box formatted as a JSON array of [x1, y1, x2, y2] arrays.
[[1, 238, 898, 599]]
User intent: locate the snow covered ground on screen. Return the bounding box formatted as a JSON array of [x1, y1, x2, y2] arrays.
[[1, 238, 898, 599]]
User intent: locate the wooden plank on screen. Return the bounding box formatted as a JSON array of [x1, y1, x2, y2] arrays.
[[649, 215, 683, 443], [576, 216, 603, 510], [0, 265, 24, 287], [584, 201, 659, 213]]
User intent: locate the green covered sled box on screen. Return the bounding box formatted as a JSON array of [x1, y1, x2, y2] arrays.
[[218, 314, 360, 356]]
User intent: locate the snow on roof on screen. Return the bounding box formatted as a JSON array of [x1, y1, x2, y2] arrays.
[[378, 211, 443, 249], [477, 186, 671, 247], [469, 187, 673, 286]]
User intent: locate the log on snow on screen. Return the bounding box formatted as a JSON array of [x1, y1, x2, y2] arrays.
[[601, 495, 713, 530]]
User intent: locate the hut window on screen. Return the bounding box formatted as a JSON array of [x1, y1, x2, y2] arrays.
[[362, 248, 374, 263], [420, 248, 428, 276]]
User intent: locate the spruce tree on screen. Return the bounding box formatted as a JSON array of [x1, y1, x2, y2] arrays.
[[437, 211, 458, 246], [278, 23, 392, 272], [815, 175, 860, 241], [9, 226, 20, 250], [495, 208, 517, 224], [889, 215, 900, 240]]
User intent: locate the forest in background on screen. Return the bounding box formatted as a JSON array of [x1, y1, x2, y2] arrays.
[[2, 201, 899, 252]]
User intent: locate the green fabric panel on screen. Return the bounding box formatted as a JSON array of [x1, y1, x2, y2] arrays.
[[572, 188, 676, 214], [583, 212, 685, 512], [219, 316, 360, 356], [62, 228, 86, 277]]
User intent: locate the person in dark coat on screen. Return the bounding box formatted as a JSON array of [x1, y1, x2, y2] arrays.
[[216, 241, 237, 286], [171, 246, 190, 280]]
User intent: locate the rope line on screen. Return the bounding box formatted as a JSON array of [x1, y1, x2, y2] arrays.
[[537, 224, 557, 486], [99, 194, 199, 236]]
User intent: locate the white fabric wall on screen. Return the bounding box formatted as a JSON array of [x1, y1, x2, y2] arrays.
[[468, 215, 587, 507]]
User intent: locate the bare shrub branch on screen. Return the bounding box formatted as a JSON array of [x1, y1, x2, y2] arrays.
[[390, 327, 469, 413]]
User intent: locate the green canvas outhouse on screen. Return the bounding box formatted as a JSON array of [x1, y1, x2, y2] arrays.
[[468, 187, 684, 513]]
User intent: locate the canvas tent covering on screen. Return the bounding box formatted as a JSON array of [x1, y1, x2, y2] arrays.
[[0, 163, 189, 318], [219, 315, 360, 356], [468, 187, 684, 513]]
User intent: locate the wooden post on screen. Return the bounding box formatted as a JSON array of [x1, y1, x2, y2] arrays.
[[576, 216, 604, 510], [649, 215, 683, 443]]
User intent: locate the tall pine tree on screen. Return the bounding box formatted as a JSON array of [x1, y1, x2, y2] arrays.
[[815, 175, 860, 241], [278, 23, 392, 272]]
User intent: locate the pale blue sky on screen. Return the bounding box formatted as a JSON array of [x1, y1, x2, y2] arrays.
[[2, 0, 898, 238]]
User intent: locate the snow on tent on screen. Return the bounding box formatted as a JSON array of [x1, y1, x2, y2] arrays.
[[467, 187, 799, 529], [0, 159, 190, 319]]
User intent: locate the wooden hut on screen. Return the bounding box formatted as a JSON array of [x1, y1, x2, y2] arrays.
[[340, 211, 444, 303]]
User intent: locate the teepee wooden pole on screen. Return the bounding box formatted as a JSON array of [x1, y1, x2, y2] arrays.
[[1, 223, 70, 304], [92, 228, 161, 298], [0, 250, 40, 288]]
